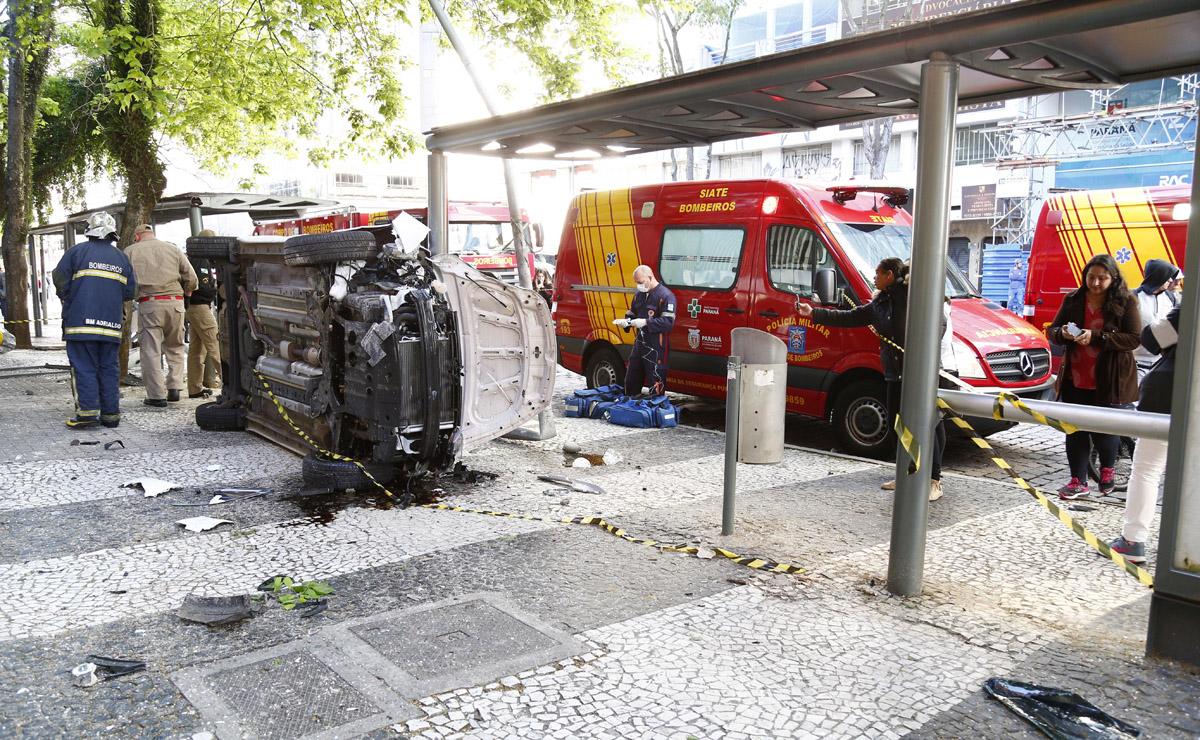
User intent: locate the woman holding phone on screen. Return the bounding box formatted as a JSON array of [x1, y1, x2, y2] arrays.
[[1047, 254, 1141, 498]]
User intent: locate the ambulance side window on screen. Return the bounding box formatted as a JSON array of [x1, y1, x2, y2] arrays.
[[659, 227, 745, 291], [766, 224, 841, 296]]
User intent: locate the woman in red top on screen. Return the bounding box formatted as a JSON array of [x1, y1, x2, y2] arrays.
[[1048, 254, 1141, 498]]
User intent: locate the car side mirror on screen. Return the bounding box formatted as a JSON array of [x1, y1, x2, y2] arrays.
[[814, 269, 837, 305]]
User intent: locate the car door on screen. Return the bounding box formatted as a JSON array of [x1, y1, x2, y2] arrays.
[[750, 222, 846, 414], [657, 225, 754, 395]]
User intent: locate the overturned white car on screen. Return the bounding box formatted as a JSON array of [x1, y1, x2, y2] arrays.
[[186, 228, 555, 493]]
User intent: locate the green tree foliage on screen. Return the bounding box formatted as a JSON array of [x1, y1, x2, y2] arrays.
[[441, 0, 638, 102]]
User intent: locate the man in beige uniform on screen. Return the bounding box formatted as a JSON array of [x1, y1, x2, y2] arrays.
[[125, 225, 198, 406]]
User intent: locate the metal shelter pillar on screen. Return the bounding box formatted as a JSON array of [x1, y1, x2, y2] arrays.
[[26, 235, 42, 337], [428, 151, 449, 256], [888, 52, 959, 597], [187, 197, 204, 236], [1146, 143, 1200, 665]]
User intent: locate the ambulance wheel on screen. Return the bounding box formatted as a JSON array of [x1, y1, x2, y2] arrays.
[[301, 454, 394, 491], [584, 347, 624, 389], [831, 380, 895, 460], [283, 231, 379, 266], [196, 402, 245, 431]]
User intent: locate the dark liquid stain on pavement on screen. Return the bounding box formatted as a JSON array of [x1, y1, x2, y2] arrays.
[[280, 482, 447, 527]]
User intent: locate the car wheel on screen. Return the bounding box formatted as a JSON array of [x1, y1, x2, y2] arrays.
[[301, 453, 395, 491], [584, 347, 624, 390], [1088, 436, 1135, 493], [196, 402, 245, 431], [831, 380, 896, 460], [283, 231, 379, 266], [186, 235, 238, 262]]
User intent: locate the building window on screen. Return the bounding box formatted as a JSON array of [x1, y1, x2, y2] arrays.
[[387, 175, 415, 188], [853, 136, 901, 176], [955, 125, 1002, 165], [269, 179, 300, 197], [660, 227, 746, 291], [718, 152, 763, 179], [335, 172, 365, 187]]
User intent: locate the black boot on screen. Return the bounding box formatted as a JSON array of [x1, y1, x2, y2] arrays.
[[144, 398, 167, 408], [167, 389, 181, 403]]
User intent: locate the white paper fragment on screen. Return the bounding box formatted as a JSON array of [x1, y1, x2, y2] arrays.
[[602, 449, 623, 465], [753, 369, 775, 386], [695, 547, 716, 560], [392, 211, 431, 249], [726, 370, 736, 379], [206, 464, 222, 472], [208, 495, 227, 505], [176, 517, 233, 532], [571, 457, 592, 469], [122, 478, 180, 497]]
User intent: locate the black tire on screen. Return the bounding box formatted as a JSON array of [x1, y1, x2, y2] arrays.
[[187, 235, 238, 261], [301, 453, 394, 491], [196, 402, 245, 431], [1088, 436, 1135, 493], [284, 231, 378, 266], [830, 380, 895, 460], [584, 346, 625, 390]]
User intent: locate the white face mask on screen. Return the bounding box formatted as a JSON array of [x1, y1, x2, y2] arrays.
[[636, 282, 650, 293]]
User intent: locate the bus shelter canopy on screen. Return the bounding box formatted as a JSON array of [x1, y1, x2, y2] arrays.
[[31, 192, 338, 236], [425, 0, 1200, 159]]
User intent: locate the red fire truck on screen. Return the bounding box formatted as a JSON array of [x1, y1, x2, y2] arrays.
[[253, 202, 543, 285]]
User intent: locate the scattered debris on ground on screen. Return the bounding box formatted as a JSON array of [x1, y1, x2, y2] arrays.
[[121, 478, 180, 497], [983, 677, 1142, 740], [175, 517, 234, 532]]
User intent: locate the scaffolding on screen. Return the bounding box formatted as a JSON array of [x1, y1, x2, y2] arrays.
[[983, 75, 1198, 246]]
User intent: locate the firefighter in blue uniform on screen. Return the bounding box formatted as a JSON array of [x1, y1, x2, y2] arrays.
[[53, 212, 136, 429], [613, 265, 676, 396]]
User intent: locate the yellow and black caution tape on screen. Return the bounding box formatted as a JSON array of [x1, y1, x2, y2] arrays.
[[893, 415, 920, 474], [940, 398, 1153, 588], [250, 369, 807, 576], [833, 289, 1150, 587], [1, 318, 51, 324], [992, 391, 1079, 434]]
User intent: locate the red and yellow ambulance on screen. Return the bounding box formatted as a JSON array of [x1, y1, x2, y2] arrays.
[[552, 179, 1054, 458], [1026, 186, 1189, 370]]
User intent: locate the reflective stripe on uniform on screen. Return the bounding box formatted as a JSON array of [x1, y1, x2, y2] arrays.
[[73, 269, 128, 284], [65, 326, 123, 339]]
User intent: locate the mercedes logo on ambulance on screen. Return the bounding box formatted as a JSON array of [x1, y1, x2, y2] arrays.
[[1019, 351, 1037, 378]]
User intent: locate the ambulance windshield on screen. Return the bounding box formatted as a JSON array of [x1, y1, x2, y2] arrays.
[[826, 222, 976, 298]]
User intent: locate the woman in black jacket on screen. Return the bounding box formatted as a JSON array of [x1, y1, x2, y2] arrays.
[[1047, 254, 1141, 498], [797, 257, 946, 501]]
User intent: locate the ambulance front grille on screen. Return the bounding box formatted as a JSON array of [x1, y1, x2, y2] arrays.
[[985, 348, 1050, 382]]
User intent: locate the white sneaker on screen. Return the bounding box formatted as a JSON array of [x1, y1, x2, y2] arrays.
[[929, 479, 943, 501], [881, 479, 896, 490]]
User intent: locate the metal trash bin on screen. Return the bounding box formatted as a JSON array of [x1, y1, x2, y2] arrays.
[[731, 328, 787, 464]]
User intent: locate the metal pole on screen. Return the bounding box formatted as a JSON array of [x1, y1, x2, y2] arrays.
[[26, 235, 42, 337], [188, 198, 204, 237], [938, 389, 1170, 440], [37, 238, 47, 335], [1146, 139, 1200, 666], [722, 355, 742, 536], [425, 0, 555, 440], [888, 52, 958, 597], [428, 151, 449, 256]]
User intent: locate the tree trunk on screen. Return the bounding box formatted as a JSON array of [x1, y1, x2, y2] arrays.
[[864, 117, 895, 180], [101, 0, 166, 248], [3, 4, 54, 348]]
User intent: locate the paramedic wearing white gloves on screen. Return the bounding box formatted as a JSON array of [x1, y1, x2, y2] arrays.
[[612, 265, 676, 396]]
